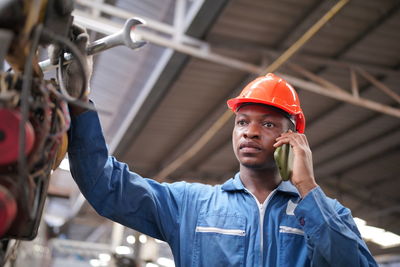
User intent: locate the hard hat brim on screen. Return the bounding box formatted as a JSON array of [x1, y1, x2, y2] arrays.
[[227, 97, 305, 133]]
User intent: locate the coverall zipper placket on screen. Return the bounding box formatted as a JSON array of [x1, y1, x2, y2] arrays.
[[245, 189, 277, 266]]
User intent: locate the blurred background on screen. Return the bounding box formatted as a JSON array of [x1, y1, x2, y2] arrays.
[[4, 0, 400, 266]]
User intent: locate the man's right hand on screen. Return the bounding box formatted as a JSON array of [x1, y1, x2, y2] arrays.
[[48, 24, 93, 116]]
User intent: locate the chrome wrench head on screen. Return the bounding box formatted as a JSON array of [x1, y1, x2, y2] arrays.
[[122, 18, 147, 50]]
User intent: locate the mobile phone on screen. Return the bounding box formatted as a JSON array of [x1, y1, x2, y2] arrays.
[[274, 143, 294, 181]]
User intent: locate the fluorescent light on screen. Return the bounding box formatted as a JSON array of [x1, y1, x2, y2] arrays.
[[127, 235, 136, 244], [59, 158, 70, 171], [98, 253, 111, 262], [44, 214, 66, 227], [157, 257, 175, 267], [115, 245, 132, 255], [145, 263, 159, 267], [139, 234, 147, 244], [89, 259, 100, 267], [353, 217, 366, 226], [358, 225, 384, 240], [372, 231, 400, 248], [354, 217, 400, 248]]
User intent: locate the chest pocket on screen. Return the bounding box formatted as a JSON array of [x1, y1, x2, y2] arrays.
[[192, 213, 246, 267], [278, 213, 310, 266]]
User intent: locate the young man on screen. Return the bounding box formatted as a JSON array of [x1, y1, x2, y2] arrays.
[[62, 30, 377, 266]]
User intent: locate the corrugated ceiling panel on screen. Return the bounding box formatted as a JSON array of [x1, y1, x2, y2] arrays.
[[315, 128, 400, 176], [91, 45, 151, 140], [342, 12, 400, 66], [103, 44, 167, 140], [289, 0, 396, 57], [313, 115, 400, 166], [345, 150, 400, 188], [210, 0, 317, 46]]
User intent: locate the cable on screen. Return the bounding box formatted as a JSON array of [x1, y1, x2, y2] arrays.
[[18, 24, 43, 220], [41, 28, 89, 101]]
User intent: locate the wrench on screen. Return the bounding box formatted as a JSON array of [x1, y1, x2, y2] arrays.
[[39, 18, 146, 72]]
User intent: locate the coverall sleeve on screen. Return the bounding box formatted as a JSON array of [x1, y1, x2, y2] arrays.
[[67, 109, 185, 242], [294, 186, 378, 267]]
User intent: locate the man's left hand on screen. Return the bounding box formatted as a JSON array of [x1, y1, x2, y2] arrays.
[[274, 130, 318, 198]]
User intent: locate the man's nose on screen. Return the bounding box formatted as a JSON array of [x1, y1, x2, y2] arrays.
[[244, 123, 260, 139]]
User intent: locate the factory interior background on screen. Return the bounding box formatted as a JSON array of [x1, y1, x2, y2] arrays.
[[1, 0, 400, 266]]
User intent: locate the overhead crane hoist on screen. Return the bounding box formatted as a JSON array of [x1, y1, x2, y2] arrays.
[[0, 0, 145, 261]]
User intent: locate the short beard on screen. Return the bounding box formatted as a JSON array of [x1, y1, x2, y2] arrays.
[[241, 161, 276, 170]]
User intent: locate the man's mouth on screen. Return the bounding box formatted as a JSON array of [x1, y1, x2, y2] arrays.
[[239, 142, 261, 153]]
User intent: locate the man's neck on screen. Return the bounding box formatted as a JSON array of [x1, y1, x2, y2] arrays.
[[239, 166, 281, 203]]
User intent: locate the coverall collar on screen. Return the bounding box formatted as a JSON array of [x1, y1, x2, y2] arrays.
[[222, 172, 300, 197]]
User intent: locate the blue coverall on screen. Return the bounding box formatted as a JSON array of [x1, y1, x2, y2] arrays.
[[68, 110, 378, 267]]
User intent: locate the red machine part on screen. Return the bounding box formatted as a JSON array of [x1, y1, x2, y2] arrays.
[[0, 109, 35, 165], [0, 184, 17, 236]]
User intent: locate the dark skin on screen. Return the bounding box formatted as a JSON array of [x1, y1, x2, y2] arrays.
[[232, 104, 317, 203]]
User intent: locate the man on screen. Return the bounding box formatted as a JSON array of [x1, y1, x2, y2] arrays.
[[61, 29, 378, 266]]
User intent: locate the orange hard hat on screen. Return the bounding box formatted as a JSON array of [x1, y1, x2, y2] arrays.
[[227, 73, 306, 133]]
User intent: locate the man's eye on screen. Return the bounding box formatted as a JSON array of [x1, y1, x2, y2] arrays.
[[263, 122, 275, 128], [237, 120, 247, 126]]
